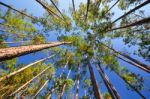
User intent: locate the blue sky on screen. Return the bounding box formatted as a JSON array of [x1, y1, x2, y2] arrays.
[[0, 0, 150, 99]]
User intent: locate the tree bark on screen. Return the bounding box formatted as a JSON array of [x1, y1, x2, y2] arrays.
[[0, 2, 36, 20], [59, 68, 72, 99], [0, 41, 71, 62], [8, 66, 51, 97], [33, 80, 49, 98], [99, 42, 150, 73], [112, 0, 150, 24], [108, 17, 150, 31], [72, 0, 75, 12], [75, 64, 80, 99], [87, 60, 103, 99], [85, 0, 90, 21], [96, 61, 120, 99], [0, 54, 55, 82]]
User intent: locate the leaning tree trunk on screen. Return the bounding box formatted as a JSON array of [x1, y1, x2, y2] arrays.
[[0, 41, 71, 62], [8, 66, 51, 97], [0, 54, 55, 82], [75, 64, 80, 99], [0, 2, 36, 20], [59, 68, 72, 99], [33, 80, 49, 98], [112, 0, 150, 24], [108, 17, 150, 31], [99, 42, 150, 73], [47, 57, 70, 99], [87, 60, 103, 99], [96, 60, 120, 99]]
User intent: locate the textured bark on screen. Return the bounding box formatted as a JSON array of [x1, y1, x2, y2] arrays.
[[0, 2, 36, 20], [33, 80, 49, 98], [0, 42, 70, 62], [108, 17, 150, 31], [76, 64, 80, 99], [87, 61, 103, 99], [112, 0, 150, 24], [59, 68, 72, 99], [8, 66, 51, 97], [0, 54, 55, 82], [96, 61, 120, 99], [35, 0, 63, 20], [100, 42, 150, 73], [50, 0, 65, 19]]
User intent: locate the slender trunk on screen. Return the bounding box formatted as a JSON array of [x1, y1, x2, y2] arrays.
[[104, 0, 119, 15], [108, 17, 150, 31], [0, 41, 71, 62], [85, 0, 90, 21], [87, 60, 103, 99], [59, 68, 72, 99], [47, 58, 70, 99], [35, 0, 63, 20], [32, 80, 49, 98], [8, 66, 51, 97], [113, 70, 146, 99], [72, 0, 75, 12], [76, 64, 80, 99], [0, 41, 30, 44], [50, 0, 65, 19], [99, 42, 150, 73], [96, 61, 120, 99], [112, 0, 150, 24], [0, 2, 36, 20], [0, 54, 55, 82]]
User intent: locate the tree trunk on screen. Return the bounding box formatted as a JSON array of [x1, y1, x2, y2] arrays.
[[0, 41, 71, 62], [47, 58, 70, 99], [59, 68, 72, 99], [0, 54, 55, 82], [35, 0, 63, 20], [108, 17, 150, 31], [75, 64, 80, 99], [33, 80, 49, 98], [112, 0, 150, 24], [72, 0, 75, 12], [8, 66, 51, 97], [113, 69, 146, 99], [96, 61, 120, 99], [87, 60, 103, 99], [0, 2, 36, 20], [99, 42, 150, 73], [85, 0, 90, 21]]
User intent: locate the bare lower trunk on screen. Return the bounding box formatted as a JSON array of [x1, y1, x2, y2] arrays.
[[87, 60, 103, 99], [0, 54, 55, 82], [0, 41, 70, 62], [32, 80, 49, 98], [99, 42, 150, 73], [96, 60, 120, 99], [8, 66, 51, 97], [112, 0, 150, 24], [0, 2, 36, 20]]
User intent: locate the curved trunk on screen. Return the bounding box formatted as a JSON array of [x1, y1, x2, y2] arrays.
[[8, 66, 51, 97], [33, 80, 49, 98], [59, 68, 72, 99], [96, 61, 120, 99], [0, 2, 36, 20], [0, 54, 55, 82], [47, 57, 70, 99], [87, 60, 103, 99], [108, 17, 150, 31], [99, 42, 150, 73], [75, 64, 80, 99], [112, 0, 150, 24], [35, 0, 63, 20], [0, 41, 71, 62]]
